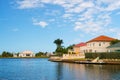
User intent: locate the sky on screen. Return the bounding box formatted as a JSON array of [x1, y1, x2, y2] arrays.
[[0, 0, 120, 53]]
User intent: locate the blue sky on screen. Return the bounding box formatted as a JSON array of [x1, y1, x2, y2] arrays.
[[0, 0, 120, 53]]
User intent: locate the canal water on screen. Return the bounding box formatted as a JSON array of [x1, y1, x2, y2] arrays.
[[0, 58, 120, 80]]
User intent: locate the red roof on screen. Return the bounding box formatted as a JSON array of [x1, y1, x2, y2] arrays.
[[87, 35, 115, 43], [74, 42, 86, 47]]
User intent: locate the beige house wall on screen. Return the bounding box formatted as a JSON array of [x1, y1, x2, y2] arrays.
[[68, 49, 74, 54], [68, 47, 82, 54], [80, 46, 87, 54], [62, 54, 85, 59], [80, 42, 111, 53], [73, 47, 81, 54]]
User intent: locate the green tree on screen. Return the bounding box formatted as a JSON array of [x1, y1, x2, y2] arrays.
[[62, 47, 68, 54], [0, 55, 2, 57], [54, 38, 63, 48], [67, 44, 75, 50], [55, 47, 63, 56], [35, 52, 44, 57], [110, 39, 120, 45], [54, 39, 64, 56], [2, 51, 13, 57], [62, 44, 75, 54]]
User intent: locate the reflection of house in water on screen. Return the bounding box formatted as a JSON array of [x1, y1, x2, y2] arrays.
[[19, 50, 35, 57], [55, 63, 120, 80], [62, 63, 86, 80]]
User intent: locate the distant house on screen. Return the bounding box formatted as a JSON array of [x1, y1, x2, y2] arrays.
[[13, 54, 17, 57], [107, 42, 120, 52], [19, 50, 35, 57]]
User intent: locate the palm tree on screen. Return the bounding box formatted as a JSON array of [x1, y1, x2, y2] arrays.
[[54, 38, 63, 48], [54, 39, 63, 56]]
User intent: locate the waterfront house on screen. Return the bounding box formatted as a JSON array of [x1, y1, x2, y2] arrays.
[[63, 43, 86, 59], [19, 50, 35, 57], [73, 42, 86, 54], [80, 35, 116, 53], [63, 35, 116, 59], [13, 54, 18, 57], [107, 42, 120, 52], [68, 42, 86, 54]]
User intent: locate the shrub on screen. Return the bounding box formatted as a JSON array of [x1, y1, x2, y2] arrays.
[[85, 52, 120, 59]]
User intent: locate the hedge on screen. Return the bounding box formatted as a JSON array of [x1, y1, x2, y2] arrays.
[[85, 52, 120, 59]]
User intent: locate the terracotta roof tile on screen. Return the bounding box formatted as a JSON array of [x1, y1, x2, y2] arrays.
[[87, 35, 116, 43], [74, 42, 86, 47]]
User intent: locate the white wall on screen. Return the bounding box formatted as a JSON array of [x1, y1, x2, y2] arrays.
[[19, 53, 35, 57], [62, 54, 85, 59], [80, 42, 111, 53]]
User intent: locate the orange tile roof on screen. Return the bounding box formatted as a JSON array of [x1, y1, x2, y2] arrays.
[[74, 42, 86, 47], [87, 35, 116, 43]]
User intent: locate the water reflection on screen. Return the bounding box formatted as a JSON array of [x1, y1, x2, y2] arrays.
[[85, 64, 120, 80], [59, 63, 120, 80], [56, 63, 63, 80], [0, 59, 120, 80]]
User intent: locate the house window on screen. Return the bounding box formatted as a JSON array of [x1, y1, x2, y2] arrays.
[[84, 50, 86, 53], [95, 50, 97, 53], [103, 42, 105, 44], [26, 54, 30, 56], [93, 43, 95, 46], [99, 43, 101, 46], [87, 44, 89, 46], [89, 49, 92, 52]]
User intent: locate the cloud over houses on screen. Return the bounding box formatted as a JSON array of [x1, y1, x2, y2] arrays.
[[15, 0, 120, 37], [32, 18, 48, 28]]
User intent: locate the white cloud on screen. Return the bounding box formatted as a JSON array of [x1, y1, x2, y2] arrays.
[[105, 1, 120, 11], [16, 0, 120, 35], [62, 14, 73, 18], [45, 10, 61, 16], [32, 18, 48, 28], [74, 21, 103, 34], [34, 21, 48, 28], [16, 0, 44, 9]]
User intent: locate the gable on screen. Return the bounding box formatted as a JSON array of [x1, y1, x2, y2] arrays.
[[87, 35, 115, 43]]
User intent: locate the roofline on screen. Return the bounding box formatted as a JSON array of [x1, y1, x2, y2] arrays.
[[86, 35, 116, 43], [74, 43, 86, 47], [86, 40, 113, 43]]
